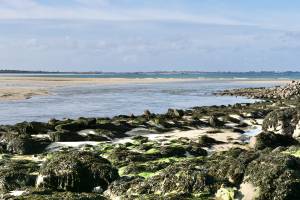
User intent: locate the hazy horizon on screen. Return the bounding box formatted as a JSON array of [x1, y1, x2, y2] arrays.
[[1, 69, 300, 73], [1, 1, 300, 72]]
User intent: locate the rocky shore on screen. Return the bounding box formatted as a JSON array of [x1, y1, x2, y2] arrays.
[[1, 82, 300, 199], [217, 80, 300, 100]]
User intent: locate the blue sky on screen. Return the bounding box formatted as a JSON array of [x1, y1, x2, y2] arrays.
[[0, 0, 300, 72]]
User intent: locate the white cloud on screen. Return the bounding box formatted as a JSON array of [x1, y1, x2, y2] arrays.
[[0, 0, 245, 26]]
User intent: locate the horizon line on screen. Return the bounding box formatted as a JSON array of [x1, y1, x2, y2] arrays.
[[0, 69, 300, 74]]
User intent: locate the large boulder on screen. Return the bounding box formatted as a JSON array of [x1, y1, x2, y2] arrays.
[[262, 108, 300, 137], [0, 159, 39, 193], [0, 132, 50, 154], [2, 121, 50, 135], [204, 148, 258, 185], [243, 150, 300, 200], [36, 151, 119, 193], [198, 135, 224, 147], [250, 132, 298, 150], [105, 160, 219, 199]]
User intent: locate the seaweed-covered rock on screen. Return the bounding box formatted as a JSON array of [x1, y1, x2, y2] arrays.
[[1, 133, 50, 154], [167, 109, 184, 118], [7, 189, 107, 200], [198, 135, 224, 147], [205, 148, 258, 185], [2, 121, 50, 135], [262, 108, 300, 137], [36, 151, 119, 192], [209, 115, 224, 127], [218, 81, 300, 100], [106, 159, 219, 199], [244, 151, 300, 200], [55, 121, 89, 132], [185, 143, 208, 157], [160, 145, 186, 157], [105, 176, 148, 199], [0, 159, 39, 193], [250, 132, 298, 150], [107, 147, 148, 166], [119, 158, 176, 176], [49, 130, 86, 142]]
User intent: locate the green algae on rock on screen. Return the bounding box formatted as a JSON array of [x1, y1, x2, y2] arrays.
[[36, 151, 119, 193]]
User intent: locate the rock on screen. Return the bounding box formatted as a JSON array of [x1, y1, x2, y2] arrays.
[[49, 130, 85, 142], [217, 81, 300, 100], [160, 145, 186, 157], [209, 115, 224, 127], [243, 151, 300, 200], [186, 144, 208, 157], [1, 132, 50, 155], [262, 108, 300, 137], [144, 110, 154, 119], [205, 148, 258, 185], [105, 147, 148, 166], [0, 159, 39, 193], [8, 189, 107, 200], [55, 121, 87, 132], [250, 132, 298, 150], [104, 176, 144, 200], [4, 121, 49, 135], [167, 109, 184, 118], [119, 158, 174, 176], [36, 151, 119, 192], [198, 135, 224, 147], [107, 160, 220, 199]]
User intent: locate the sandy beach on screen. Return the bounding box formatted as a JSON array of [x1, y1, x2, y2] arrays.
[[0, 76, 292, 101]]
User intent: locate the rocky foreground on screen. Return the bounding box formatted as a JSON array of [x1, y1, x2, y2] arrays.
[[1, 82, 300, 199]]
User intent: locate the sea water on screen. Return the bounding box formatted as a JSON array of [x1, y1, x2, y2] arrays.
[[0, 78, 281, 124]]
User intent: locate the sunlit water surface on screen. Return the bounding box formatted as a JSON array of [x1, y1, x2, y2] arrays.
[[0, 80, 279, 124]]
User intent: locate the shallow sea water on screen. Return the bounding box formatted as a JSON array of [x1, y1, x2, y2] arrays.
[[0, 80, 279, 124]]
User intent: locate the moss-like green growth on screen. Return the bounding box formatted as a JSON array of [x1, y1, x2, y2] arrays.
[[282, 146, 300, 158], [145, 148, 161, 155], [138, 172, 157, 179]]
